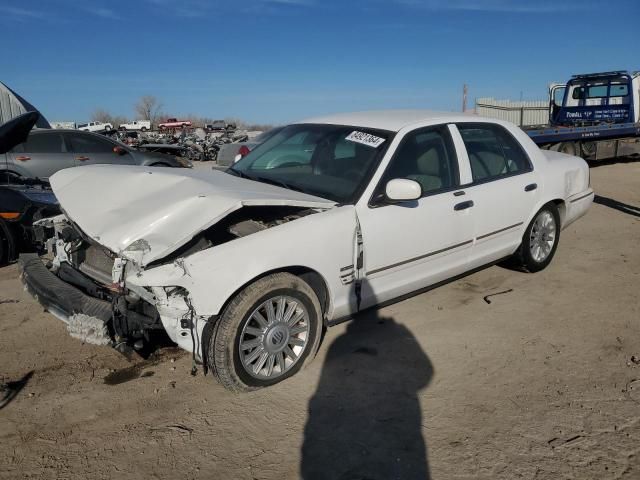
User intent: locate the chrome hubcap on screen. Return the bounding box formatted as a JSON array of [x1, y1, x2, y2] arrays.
[[530, 211, 556, 263], [239, 295, 309, 380]]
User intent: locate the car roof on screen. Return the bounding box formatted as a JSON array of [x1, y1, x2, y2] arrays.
[[298, 110, 479, 132]]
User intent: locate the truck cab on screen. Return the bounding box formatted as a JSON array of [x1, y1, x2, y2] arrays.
[[550, 71, 640, 126]]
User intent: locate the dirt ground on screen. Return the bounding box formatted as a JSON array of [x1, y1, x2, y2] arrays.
[[1, 160, 639, 480]]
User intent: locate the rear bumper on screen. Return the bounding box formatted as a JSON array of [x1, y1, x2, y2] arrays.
[[564, 189, 594, 229], [18, 253, 112, 324]]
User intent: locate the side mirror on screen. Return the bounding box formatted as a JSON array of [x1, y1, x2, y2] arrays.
[[113, 146, 127, 156], [385, 178, 421, 202]]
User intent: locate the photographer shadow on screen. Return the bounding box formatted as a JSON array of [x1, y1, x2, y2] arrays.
[[301, 280, 433, 479]]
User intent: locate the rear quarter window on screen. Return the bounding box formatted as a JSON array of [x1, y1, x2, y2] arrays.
[[67, 134, 115, 153]]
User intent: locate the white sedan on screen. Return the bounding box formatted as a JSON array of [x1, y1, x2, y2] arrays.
[[21, 111, 593, 391]]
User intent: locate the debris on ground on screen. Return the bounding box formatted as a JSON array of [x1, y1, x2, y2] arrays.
[[0, 371, 34, 410], [483, 289, 514, 304]]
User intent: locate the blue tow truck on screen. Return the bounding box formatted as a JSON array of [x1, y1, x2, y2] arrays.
[[524, 71, 640, 160]]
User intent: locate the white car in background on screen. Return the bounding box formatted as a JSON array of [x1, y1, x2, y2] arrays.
[[20, 111, 593, 392], [119, 120, 151, 131], [77, 121, 113, 132]]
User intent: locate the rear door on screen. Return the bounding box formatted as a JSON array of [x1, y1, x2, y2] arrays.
[[8, 131, 74, 179], [453, 122, 540, 268], [65, 132, 136, 167]]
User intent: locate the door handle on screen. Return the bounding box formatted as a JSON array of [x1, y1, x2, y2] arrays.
[[16, 156, 30, 161], [454, 200, 474, 211], [76, 156, 90, 161], [525, 183, 537, 192]]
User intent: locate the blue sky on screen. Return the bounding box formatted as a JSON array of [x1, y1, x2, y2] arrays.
[[1, 0, 639, 124]]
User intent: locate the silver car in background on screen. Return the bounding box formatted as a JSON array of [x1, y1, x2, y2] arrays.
[[3, 129, 191, 180], [216, 127, 284, 166]]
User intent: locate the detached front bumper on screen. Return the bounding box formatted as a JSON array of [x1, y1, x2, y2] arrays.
[[19, 254, 112, 322], [18, 254, 112, 345]]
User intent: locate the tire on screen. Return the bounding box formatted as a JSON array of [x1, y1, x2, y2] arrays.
[[559, 142, 577, 156], [141, 127, 147, 132], [208, 272, 323, 392], [149, 162, 170, 167], [515, 203, 561, 272]]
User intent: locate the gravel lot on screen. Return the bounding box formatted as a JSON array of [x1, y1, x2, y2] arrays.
[[1, 160, 639, 480]]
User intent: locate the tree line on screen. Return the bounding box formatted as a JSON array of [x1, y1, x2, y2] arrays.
[[91, 95, 273, 131]]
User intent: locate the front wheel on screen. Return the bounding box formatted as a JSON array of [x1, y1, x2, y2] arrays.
[[208, 273, 323, 392], [516, 203, 561, 272]]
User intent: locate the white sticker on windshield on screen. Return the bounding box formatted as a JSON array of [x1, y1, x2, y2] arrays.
[[345, 131, 385, 148]]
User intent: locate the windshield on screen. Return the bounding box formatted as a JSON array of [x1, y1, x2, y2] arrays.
[[229, 124, 392, 203]]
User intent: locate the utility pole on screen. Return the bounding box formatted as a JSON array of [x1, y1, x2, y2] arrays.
[[462, 84, 468, 113]]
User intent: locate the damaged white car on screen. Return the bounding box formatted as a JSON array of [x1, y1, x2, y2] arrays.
[[20, 111, 594, 392]]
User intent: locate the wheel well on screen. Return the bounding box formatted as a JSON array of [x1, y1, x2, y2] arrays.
[[216, 266, 331, 323], [551, 199, 566, 227]]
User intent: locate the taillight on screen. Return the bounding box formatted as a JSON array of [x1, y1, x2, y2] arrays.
[[238, 145, 251, 157]]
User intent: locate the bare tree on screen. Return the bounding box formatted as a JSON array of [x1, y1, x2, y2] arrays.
[[91, 109, 128, 129], [135, 95, 163, 125], [91, 108, 112, 124]]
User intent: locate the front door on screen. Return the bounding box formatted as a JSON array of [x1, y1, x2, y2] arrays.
[[8, 131, 74, 180], [356, 124, 475, 310]]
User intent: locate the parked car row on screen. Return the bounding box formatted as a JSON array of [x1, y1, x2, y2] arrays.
[[19, 110, 594, 393]]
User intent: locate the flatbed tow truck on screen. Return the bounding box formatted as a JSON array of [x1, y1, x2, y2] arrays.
[[524, 71, 640, 160]]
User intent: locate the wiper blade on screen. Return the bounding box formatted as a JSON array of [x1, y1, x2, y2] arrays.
[[227, 167, 253, 180], [228, 169, 319, 198], [250, 175, 292, 191]]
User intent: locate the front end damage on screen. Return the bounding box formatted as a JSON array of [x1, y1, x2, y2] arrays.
[[19, 204, 323, 361], [19, 214, 195, 355]]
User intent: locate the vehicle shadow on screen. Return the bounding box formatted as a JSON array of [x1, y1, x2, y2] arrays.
[[0, 370, 33, 410], [593, 195, 640, 218], [587, 156, 640, 168], [301, 281, 433, 479]]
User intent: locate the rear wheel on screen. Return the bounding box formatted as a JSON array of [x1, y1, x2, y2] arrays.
[[559, 142, 577, 156], [516, 203, 561, 272], [208, 273, 323, 392]]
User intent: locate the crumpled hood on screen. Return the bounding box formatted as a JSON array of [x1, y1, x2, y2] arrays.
[[50, 165, 334, 265]]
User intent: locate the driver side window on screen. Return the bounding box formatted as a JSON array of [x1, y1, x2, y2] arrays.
[[380, 125, 459, 197]]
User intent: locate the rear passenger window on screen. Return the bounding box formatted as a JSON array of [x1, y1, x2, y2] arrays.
[[457, 124, 531, 182], [67, 134, 114, 153], [15, 133, 66, 153], [380, 125, 459, 196]]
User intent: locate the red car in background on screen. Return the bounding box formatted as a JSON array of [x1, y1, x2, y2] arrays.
[[157, 118, 192, 130]]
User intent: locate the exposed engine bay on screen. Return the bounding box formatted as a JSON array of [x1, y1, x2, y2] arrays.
[[40, 205, 319, 356]]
